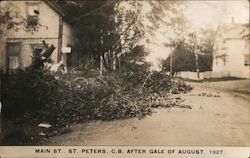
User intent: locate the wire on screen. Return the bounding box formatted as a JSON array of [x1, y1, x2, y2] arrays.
[[68, 1, 117, 23]]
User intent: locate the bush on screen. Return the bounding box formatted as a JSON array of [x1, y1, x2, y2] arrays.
[[143, 71, 172, 93], [121, 69, 193, 94], [1, 70, 57, 120], [1, 67, 192, 126]]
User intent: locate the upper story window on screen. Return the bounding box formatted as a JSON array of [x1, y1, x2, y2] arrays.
[[26, 3, 40, 32]]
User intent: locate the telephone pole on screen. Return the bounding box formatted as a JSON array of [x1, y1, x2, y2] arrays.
[[193, 32, 200, 80], [195, 52, 199, 79], [170, 47, 173, 76]]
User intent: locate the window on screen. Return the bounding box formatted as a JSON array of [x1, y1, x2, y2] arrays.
[[7, 43, 20, 71], [26, 3, 40, 31], [244, 54, 250, 66]]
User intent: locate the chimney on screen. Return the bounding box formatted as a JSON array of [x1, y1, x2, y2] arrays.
[[231, 17, 235, 24]]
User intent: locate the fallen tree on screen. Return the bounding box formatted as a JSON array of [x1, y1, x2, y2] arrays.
[[1, 47, 193, 145]]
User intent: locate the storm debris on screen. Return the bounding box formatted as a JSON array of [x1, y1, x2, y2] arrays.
[[149, 95, 191, 109], [38, 123, 52, 128], [38, 132, 46, 136], [2, 67, 193, 144], [198, 92, 221, 97]]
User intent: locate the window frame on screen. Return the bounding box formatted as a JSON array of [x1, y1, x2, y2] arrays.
[[6, 42, 21, 72], [25, 2, 41, 31]]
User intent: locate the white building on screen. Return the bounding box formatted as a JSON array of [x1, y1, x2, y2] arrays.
[[213, 22, 249, 78]]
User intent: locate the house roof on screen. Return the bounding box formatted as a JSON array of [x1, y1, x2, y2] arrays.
[[218, 23, 249, 40], [43, 1, 65, 17]]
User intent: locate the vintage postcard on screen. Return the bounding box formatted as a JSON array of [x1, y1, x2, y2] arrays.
[[0, 0, 249, 158]]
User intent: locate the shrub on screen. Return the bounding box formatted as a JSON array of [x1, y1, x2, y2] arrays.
[[1, 70, 57, 120]]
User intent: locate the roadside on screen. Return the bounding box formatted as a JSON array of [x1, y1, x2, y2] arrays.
[[0, 71, 192, 145], [42, 79, 250, 146], [200, 79, 250, 100]]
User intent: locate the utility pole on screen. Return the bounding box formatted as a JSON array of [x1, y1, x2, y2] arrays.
[[165, 43, 175, 77], [195, 52, 199, 79], [194, 33, 200, 80], [170, 47, 173, 76]]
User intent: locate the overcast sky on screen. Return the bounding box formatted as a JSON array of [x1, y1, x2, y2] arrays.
[[185, 0, 249, 29]]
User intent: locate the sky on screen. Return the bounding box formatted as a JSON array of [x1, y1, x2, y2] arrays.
[[146, 0, 249, 70], [185, 0, 249, 29]]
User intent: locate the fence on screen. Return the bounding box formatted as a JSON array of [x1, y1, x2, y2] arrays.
[[176, 70, 250, 80]]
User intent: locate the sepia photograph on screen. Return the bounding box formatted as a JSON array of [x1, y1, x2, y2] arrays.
[[0, 0, 249, 157]]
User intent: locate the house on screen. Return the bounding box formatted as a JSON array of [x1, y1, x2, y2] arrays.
[[0, 0, 75, 73], [212, 21, 249, 78], [176, 20, 249, 80]]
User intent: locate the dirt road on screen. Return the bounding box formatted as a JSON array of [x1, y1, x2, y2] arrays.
[[42, 80, 250, 146]]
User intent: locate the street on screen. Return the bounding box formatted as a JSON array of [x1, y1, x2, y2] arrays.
[[42, 80, 250, 146]]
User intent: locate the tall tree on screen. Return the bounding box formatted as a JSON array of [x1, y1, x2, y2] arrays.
[[57, 1, 120, 70], [162, 28, 216, 72], [57, 1, 187, 71]]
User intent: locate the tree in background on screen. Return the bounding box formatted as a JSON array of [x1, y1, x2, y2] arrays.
[[56, 1, 187, 72], [121, 45, 150, 72], [162, 28, 215, 73], [57, 1, 121, 71]]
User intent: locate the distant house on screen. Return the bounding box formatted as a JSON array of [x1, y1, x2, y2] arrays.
[[176, 21, 249, 80], [213, 21, 249, 78], [0, 1, 75, 73]]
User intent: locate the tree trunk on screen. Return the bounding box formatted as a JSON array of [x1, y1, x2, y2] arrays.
[[99, 56, 103, 77], [101, 53, 108, 71]]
